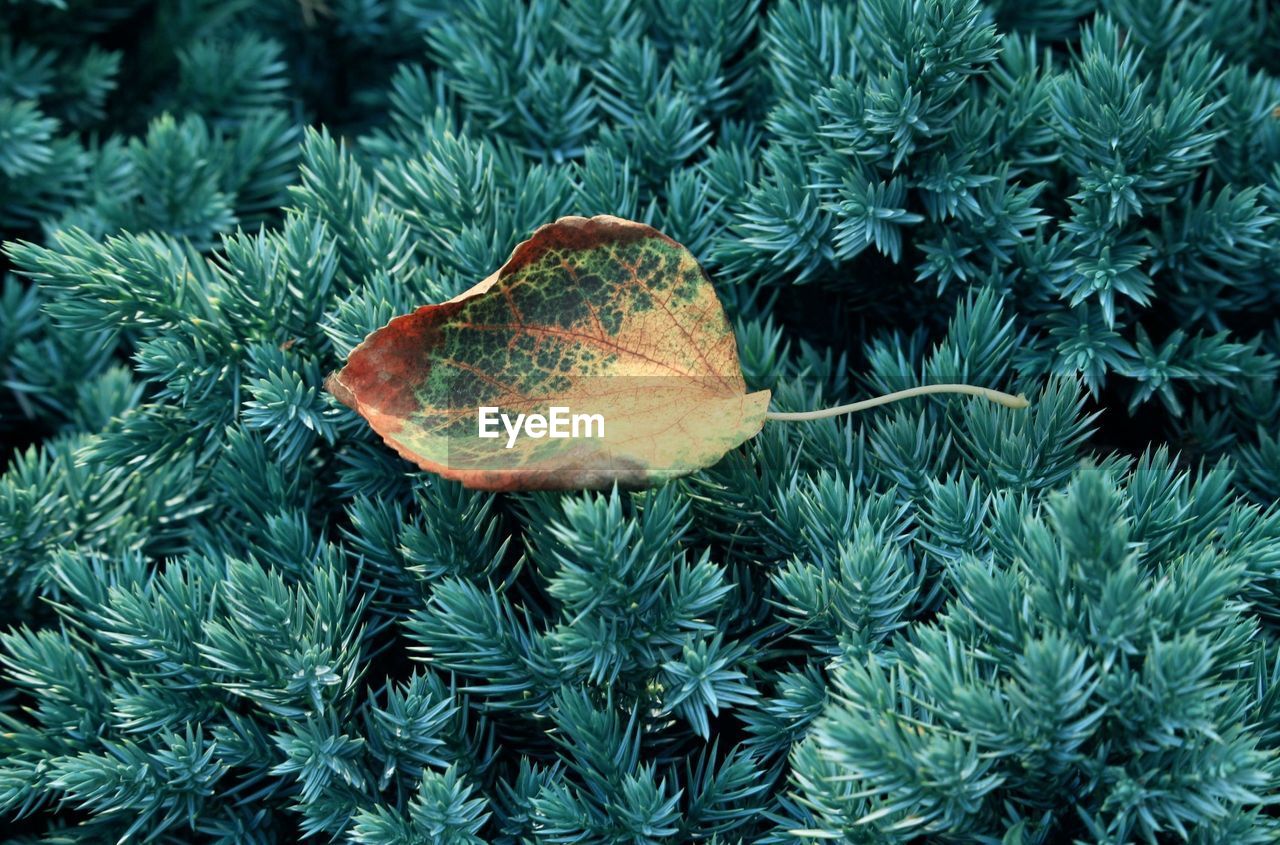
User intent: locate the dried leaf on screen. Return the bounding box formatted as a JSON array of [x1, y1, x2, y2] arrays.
[[326, 215, 770, 490]]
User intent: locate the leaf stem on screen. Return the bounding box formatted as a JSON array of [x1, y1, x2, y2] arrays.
[[764, 384, 1030, 421]]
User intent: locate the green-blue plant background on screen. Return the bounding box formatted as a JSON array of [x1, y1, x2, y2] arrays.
[[2, 1, 1279, 842]]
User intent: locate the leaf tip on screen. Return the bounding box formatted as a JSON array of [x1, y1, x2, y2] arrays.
[[324, 369, 356, 411]]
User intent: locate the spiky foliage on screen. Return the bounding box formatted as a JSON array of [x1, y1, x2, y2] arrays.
[[2, 1, 1279, 842], [0, 0, 450, 450]]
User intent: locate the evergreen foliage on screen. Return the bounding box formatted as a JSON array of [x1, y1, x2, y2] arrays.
[[2, 0, 1279, 842]]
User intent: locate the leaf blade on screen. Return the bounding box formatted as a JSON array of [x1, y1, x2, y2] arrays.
[[327, 214, 768, 490]]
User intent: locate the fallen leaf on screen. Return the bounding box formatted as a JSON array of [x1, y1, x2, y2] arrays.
[[326, 214, 770, 491]]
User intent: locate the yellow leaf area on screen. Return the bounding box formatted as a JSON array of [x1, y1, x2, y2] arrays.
[[326, 215, 771, 490]]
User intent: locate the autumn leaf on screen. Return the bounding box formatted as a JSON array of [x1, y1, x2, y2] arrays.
[[326, 214, 771, 491]]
